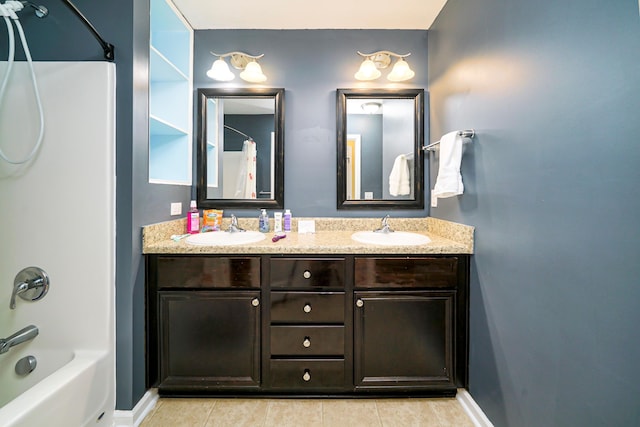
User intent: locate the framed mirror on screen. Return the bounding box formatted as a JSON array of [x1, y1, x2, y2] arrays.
[[336, 88, 424, 209], [196, 88, 284, 209]]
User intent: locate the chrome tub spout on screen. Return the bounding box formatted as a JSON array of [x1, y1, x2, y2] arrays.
[[0, 325, 39, 354]]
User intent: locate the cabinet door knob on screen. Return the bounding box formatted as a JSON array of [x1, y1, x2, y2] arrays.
[[303, 337, 311, 348], [356, 299, 364, 308], [303, 270, 312, 279], [303, 304, 312, 313], [302, 369, 311, 382], [251, 298, 260, 307]]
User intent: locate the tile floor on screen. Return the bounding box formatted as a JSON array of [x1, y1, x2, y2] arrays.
[[140, 397, 475, 427]]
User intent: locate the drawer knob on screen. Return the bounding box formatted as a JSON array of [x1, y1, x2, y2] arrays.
[[303, 337, 311, 348], [251, 298, 260, 307], [356, 299, 364, 308], [302, 369, 311, 382], [303, 270, 311, 279], [303, 304, 312, 313]]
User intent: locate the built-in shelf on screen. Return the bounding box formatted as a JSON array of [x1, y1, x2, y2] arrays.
[[149, 0, 193, 186]]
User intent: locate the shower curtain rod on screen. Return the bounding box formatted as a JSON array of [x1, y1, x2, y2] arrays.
[[224, 125, 254, 141], [61, 0, 114, 61]]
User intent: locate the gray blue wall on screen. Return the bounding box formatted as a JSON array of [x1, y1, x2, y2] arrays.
[[193, 29, 429, 217], [428, 1, 640, 425]]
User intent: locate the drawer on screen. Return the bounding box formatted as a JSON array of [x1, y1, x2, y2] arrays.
[[354, 257, 459, 289], [156, 256, 260, 289], [269, 359, 346, 389], [271, 292, 344, 323], [271, 326, 344, 356], [270, 258, 345, 289]]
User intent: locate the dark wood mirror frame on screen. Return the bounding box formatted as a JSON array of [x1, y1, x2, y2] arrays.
[[196, 87, 285, 209], [336, 88, 424, 210]]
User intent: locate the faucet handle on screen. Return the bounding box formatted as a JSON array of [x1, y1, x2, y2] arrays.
[[10, 267, 49, 310], [374, 215, 394, 233], [227, 214, 246, 232]]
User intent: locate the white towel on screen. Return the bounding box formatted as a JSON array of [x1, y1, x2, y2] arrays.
[[389, 154, 411, 196], [433, 131, 464, 198]]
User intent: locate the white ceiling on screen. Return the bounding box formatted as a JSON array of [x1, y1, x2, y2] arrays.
[[171, 0, 449, 30]]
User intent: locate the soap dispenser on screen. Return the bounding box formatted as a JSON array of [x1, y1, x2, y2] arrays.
[[259, 209, 270, 233]]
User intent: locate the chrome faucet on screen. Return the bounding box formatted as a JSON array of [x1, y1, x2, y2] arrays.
[[0, 325, 38, 355], [374, 215, 395, 233], [226, 214, 246, 232], [10, 267, 50, 310]]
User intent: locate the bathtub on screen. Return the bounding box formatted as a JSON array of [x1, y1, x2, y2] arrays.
[[0, 62, 116, 427], [0, 351, 113, 427]]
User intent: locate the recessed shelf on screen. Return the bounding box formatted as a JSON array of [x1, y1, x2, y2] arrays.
[[148, 0, 193, 185]]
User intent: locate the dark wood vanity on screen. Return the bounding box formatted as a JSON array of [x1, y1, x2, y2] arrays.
[[145, 253, 469, 397]]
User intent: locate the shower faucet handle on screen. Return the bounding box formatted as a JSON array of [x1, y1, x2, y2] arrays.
[[10, 267, 49, 310]]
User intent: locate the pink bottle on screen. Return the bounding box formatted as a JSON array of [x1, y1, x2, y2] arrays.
[[186, 200, 200, 234]]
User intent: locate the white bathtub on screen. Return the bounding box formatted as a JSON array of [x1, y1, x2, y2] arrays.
[[0, 62, 116, 427], [0, 351, 113, 427]]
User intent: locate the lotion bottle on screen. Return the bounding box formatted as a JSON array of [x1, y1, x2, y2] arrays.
[[186, 200, 200, 234], [283, 209, 292, 232], [274, 212, 283, 233]]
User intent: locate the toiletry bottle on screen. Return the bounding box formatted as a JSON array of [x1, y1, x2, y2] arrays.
[[186, 200, 200, 234], [274, 212, 283, 233], [259, 209, 270, 233], [283, 209, 292, 232]]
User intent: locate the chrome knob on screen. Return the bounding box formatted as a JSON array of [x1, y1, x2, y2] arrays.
[[303, 304, 312, 313], [303, 337, 311, 348], [356, 299, 364, 308], [251, 298, 260, 307], [302, 370, 311, 382], [303, 270, 311, 279]]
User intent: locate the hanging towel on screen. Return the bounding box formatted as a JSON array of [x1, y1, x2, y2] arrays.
[[433, 131, 464, 198], [234, 139, 257, 199], [389, 154, 411, 196]]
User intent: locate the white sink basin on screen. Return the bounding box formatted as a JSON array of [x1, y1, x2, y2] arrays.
[[185, 231, 266, 246], [351, 231, 431, 246]]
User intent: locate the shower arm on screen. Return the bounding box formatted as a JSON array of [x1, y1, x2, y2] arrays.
[[60, 0, 114, 61]]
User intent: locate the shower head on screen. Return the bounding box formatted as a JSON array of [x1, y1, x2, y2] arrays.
[[20, 1, 48, 18]]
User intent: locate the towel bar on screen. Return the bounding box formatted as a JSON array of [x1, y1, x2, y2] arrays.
[[423, 129, 475, 152]]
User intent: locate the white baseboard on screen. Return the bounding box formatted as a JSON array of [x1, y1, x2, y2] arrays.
[[457, 389, 494, 427], [112, 389, 159, 427]]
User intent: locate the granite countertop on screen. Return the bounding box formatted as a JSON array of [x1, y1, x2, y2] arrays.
[[142, 217, 474, 255]]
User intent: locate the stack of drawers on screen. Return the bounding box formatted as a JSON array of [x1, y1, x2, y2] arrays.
[[268, 257, 348, 391]]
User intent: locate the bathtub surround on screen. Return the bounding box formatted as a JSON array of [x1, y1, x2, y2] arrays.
[[0, 62, 115, 426]]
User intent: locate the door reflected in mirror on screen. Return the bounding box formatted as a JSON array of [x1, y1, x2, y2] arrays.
[[337, 89, 424, 209], [196, 88, 284, 209]]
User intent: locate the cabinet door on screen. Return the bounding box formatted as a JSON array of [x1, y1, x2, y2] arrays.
[[354, 291, 455, 390], [158, 291, 260, 391]]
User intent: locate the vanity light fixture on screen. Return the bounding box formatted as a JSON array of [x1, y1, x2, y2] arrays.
[[207, 51, 268, 83], [354, 51, 415, 82]]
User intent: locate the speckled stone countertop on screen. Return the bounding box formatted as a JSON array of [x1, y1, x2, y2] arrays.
[[142, 217, 474, 255]]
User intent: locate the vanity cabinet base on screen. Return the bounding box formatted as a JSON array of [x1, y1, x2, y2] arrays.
[[146, 254, 469, 396]]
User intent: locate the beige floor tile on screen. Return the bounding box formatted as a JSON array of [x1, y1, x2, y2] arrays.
[[376, 399, 441, 427], [264, 399, 323, 427], [140, 398, 215, 427], [429, 399, 475, 427], [205, 398, 269, 427], [322, 399, 382, 427]]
